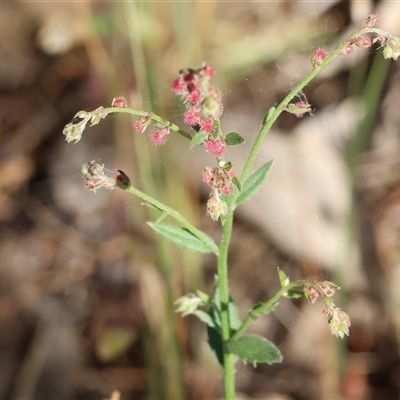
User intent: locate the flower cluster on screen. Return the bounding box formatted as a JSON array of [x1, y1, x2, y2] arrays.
[[311, 48, 328, 69], [304, 281, 350, 338], [133, 114, 171, 146], [172, 63, 226, 157], [172, 64, 238, 220], [63, 107, 109, 144], [323, 300, 351, 339], [81, 161, 116, 192]]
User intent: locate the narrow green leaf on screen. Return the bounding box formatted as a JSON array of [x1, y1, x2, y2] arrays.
[[278, 268, 290, 287], [232, 176, 242, 191], [262, 106, 276, 126], [148, 222, 218, 254], [225, 132, 245, 146], [252, 301, 278, 316], [190, 132, 208, 148], [207, 319, 224, 365], [236, 160, 275, 204], [207, 282, 241, 365], [193, 310, 216, 328], [227, 335, 282, 365], [286, 289, 304, 299]]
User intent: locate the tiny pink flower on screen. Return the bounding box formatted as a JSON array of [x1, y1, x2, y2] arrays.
[[150, 127, 170, 146], [304, 285, 319, 304], [202, 166, 215, 188], [340, 44, 354, 57], [205, 137, 226, 158], [311, 48, 328, 69], [317, 281, 339, 297], [354, 36, 372, 48], [203, 64, 215, 78], [187, 89, 202, 106], [200, 117, 215, 133], [184, 108, 201, 126], [133, 114, 151, 133], [172, 77, 187, 95], [362, 14, 378, 29], [111, 96, 128, 108]]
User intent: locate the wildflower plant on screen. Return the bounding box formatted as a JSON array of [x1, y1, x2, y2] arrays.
[[63, 16, 398, 399]]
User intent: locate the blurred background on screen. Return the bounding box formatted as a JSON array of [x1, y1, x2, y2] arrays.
[[1, 1, 400, 399]]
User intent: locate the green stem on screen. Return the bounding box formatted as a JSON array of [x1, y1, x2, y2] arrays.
[[117, 181, 219, 256], [240, 27, 383, 182], [231, 280, 311, 341], [218, 213, 236, 399]]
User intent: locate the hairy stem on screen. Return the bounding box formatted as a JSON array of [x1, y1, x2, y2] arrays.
[[241, 27, 383, 181], [218, 213, 236, 399]]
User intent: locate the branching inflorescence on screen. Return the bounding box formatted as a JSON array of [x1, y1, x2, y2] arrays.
[[62, 15, 399, 399]]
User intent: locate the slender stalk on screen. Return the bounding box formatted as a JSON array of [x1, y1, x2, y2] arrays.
[[240, 27, 381, 182], [217, 213, 236, 399], [231, 280, 309, 341]]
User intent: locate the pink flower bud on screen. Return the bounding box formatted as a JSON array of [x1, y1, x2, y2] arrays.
[[133, 114, 152, 133], [304, 285, 319, 304], [184, 108, 201, 126], [150, 126, 170, 146], [354, 36, 372, 48], [205, 137, 226, 158], [340, 44, 354, 57], [111, 97, 128, 108], [199, 117, 215, 133], [311, 48, 328, 69], [362, 14, 379, 29]]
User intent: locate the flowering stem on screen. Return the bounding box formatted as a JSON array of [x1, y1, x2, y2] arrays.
[[231, 280, 309, 341], [217, 212, 236, 400], [240, 27, 387, 182]]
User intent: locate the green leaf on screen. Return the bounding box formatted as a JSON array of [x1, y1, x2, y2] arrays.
[[225, 132, 245, 146], [206, 282, 241, 365], [227, 335, 282, 366], [236, 160, 275, 204], [232, 176, 242, 191], [191, 132, 208, 148], [193, 310, 216, 328], [262, 106, 276, 126], [148, 222, 218, 254], [252, 301, 278, 316], [286, 289, 304, 299], [278, 268, 290, 287]]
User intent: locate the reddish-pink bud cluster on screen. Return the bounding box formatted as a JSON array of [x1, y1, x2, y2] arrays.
[[205, 137, 226, 158], [202, 166, 235, 196], [133, 114, 152, 133], [354, 36, 373, 48], [81, 161, 116, 192], [150, 126, 170, 146], [311, 48, 328, 69], [172, 63, 223, 124], [340, 44, 354, 57], [304, 285, 319, 304], [133, 113, 170, 145], [112, 96, 128, 108]]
